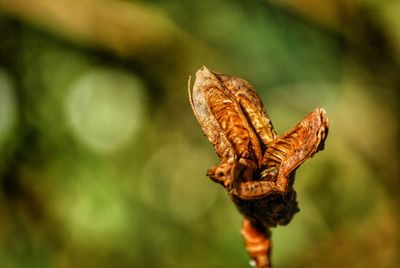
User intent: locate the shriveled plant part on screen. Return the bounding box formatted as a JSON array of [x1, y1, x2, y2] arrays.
[[189, 67, 329, 268]]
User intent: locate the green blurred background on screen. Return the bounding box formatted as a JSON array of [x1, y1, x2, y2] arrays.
[[0, 0, 399, 267]]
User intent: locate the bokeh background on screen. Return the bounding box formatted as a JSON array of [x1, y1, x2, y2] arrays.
[[0, 0, 399, 267]]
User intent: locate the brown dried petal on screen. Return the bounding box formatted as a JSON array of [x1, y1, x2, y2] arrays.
[[216, 74, 277, 145], [189, 68, 236, 162], [263, 108, 329, 189], [189, 67, 262, 164]]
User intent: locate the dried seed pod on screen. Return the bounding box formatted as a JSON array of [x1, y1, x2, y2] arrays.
[[189, 66, 329, 268]]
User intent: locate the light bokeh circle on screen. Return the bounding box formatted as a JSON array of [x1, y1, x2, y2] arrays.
[[65, 68, 147, 153]]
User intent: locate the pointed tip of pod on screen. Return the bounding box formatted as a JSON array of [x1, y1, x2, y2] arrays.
[[313, 107, 329, 150], [316, 107, 329, 129], [201, 65, 209, 71], [317, 107, 326, 116], [196, 66, 212, 77], [193, 66, 222, 94]]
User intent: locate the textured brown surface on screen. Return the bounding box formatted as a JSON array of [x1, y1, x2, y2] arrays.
[[189, 67, 329, 268]]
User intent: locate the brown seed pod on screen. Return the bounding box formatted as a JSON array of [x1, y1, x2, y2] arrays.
[[189, 67, 329, 268]]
